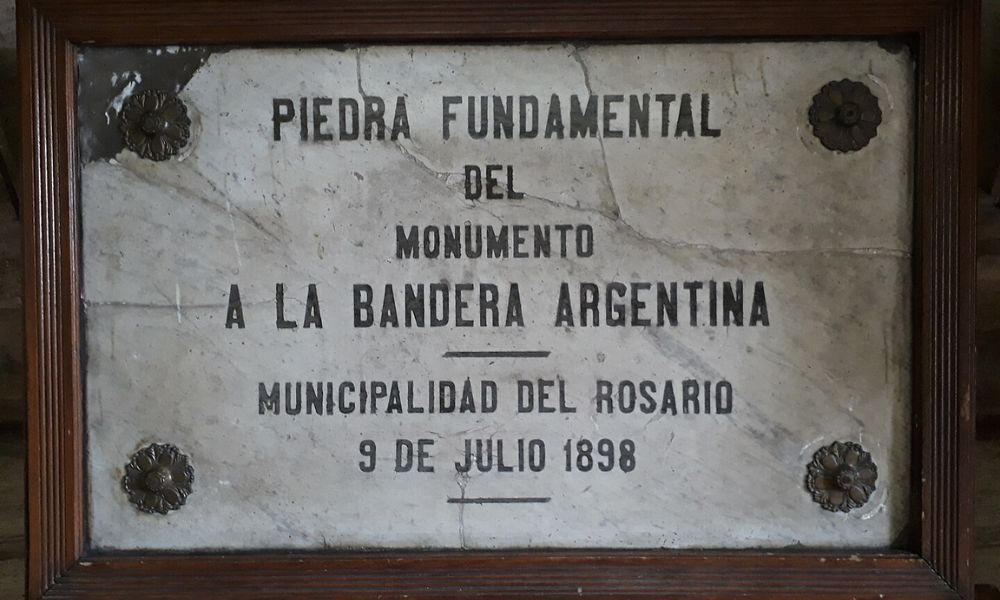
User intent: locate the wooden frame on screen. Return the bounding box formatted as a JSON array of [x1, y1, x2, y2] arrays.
[[18, 1, 978, 598]]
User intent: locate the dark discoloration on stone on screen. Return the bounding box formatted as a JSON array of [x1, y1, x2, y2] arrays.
[[76, 47, 217, 163], [877, 39, 913, 56]]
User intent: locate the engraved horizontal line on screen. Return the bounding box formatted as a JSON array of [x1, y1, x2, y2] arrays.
[[443, 350, 550, 359], [447, 497, 551, 504]]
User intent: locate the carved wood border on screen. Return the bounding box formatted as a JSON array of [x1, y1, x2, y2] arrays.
[[19, 1, 979, 597]]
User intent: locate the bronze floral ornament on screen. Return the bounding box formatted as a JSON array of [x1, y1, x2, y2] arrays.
[[808, 79, 882, 152], [123, 443, 194, 514], [806, 441, 878, 513], [119, 89, 192, 161]]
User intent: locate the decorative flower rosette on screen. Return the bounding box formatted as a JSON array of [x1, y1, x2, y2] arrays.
[[806, 441, 878, 513], [808, 79, 882, 152], [123, 443, 194, 514], [119, 89, 192, 161]]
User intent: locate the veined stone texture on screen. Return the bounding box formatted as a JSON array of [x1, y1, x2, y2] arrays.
[[80, 42, 914, 551]]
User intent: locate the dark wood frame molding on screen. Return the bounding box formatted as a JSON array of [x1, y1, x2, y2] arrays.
[[18, 1, 979, 598]]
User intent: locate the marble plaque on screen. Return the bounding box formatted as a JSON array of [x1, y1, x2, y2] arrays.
[[78, 42, 914, 551]]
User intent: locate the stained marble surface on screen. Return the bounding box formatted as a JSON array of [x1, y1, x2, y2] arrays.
[[80, 42, 914, 551]]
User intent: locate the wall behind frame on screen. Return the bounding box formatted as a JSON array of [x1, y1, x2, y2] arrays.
[[0, 0, 25, 596]]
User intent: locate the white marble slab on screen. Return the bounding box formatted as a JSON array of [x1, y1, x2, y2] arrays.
[[80, 42, 914, 551]]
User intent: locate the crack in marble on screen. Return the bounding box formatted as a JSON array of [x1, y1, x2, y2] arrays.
[[518, 188, 910, 259], [355, 48, 365, 97], [394, 140, 463, 188], [118, 160, 282, 243], [726, 52, 740, 96], [356, 48, 463, 191], [757, 57, 770, 97], [355, 51, 522, 227], [356, 46, 907, 261], [568, 45, 622, 221], [455, 471, 469, 549]]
